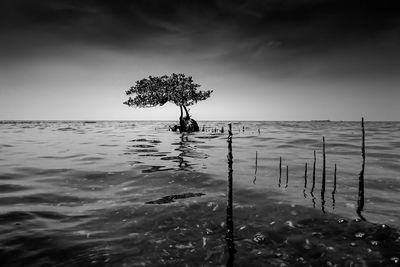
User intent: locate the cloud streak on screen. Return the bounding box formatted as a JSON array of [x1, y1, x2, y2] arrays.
[[2, 0, 399, 50], [2, 0, 399, 80]]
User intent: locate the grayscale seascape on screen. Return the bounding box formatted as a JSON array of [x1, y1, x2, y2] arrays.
[[1, 1, 400, 265], [1, 120, 399, 266]]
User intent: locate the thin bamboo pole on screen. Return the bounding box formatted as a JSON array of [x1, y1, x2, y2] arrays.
[[322, 136, 326, 192], [279, 157, 282, 178], [357, 118, 366, 220], [226, 123, 236, 263], [321, 137, 326, 213], [253, 151, 258, 184], [311, 150, 316, 193]]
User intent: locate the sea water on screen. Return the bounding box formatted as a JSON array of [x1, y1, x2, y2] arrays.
[[0, 120, 399, 266]]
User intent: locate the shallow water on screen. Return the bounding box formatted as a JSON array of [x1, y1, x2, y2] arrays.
[[0, 120, 399, 266]]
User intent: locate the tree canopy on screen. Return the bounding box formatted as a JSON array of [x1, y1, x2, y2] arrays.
[[123, 73, 213, 109]]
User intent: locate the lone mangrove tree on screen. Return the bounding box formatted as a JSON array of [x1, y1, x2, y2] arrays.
[[123, 73, 213, 132]]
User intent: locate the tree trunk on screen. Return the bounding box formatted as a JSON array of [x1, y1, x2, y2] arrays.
[[179, 105, 199, 133], [179, 105, 184, 120], [182, 105, 190, 119], [170, 105, 199, 133]]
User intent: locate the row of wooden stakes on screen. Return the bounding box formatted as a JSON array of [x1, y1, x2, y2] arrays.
[[224, 118, 366, 265], [253, 118, 366, 216]]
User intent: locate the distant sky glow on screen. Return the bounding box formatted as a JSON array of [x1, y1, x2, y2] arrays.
[[0, 0, 399, 121]]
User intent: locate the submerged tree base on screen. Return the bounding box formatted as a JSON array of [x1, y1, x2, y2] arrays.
[[170, 117, 200, 133]]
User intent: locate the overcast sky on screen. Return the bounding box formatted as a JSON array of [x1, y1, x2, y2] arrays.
[[0, 0, 399, 121]]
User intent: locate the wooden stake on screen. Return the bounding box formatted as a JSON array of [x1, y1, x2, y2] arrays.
[[322, 136, 326, 192], [311, 150, 316, 193], [321, 137, 326, 214], [357, 117, 366, 220], [253, 151, 258, 184], [226, 123, 236, 259], [332, 163, 337, 210]]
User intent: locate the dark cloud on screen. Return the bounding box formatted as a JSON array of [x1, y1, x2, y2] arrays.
[[2, 0, 399, 46], [1, 0, 400, 78]]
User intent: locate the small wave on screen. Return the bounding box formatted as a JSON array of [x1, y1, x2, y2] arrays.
[[237, 135, 261, 140], [81, 172, 111, 180], [10, 168, 71, 177], [367, 196, 400, 205], [142, 166, 175, 173], [365, 178, 400, 192], [145, 192, 205, 204], [99, 144, 119, 147], [130, 138, 161, 144], [39, 154, 85, 160], [160, 156, 181, 161], [0, 184, 30, 193], [130, 138, 148, 142], [128, 160, 143, 165], [329, 150, 360, 156], [132, 148, 159, 153], [79, 156, 105, 161], [287, 138, 318, 145], [56, 127, 77, 131], [367, 145, 394, 151], [277, 144, 295, 149], [130, 144, 155, 148], [0, 193, 89, 206], [326, 142, 360, 149], [31, 211, 70, 220], [388, 141, 400, 147], [257, 137, 278, 142], [196, 145, 215, 149], [0, 173, 25, 180], [0, 144, 14, 148], [0, 211, 35, 223], [138, 153, 168, 157], [374, 161, 400, 172], [195, 135, 221, 139], [182, 151, 208, 159], [368, 152, 399, 159]]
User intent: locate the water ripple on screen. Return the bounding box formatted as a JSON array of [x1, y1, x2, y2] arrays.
[[1, 120, 400, 266]]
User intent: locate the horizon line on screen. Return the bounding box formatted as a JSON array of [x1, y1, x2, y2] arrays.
[[1, 119, 398, 122]]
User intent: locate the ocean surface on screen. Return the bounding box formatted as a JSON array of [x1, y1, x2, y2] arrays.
[[0, 120, 399, 266]]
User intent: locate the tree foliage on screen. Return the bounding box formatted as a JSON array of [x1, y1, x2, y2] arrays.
[[123, 73, 213, 108]]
